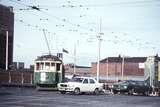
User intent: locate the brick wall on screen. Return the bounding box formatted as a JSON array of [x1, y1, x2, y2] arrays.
[[64, 64, 91, 76], [91, 61, 144, 77]]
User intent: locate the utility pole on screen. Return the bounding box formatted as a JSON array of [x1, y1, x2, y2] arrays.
[[121, 55, 124, 80], [6, 31, 8, 71], [97, 18, 103, 83], [0, 26, 9, 70], [73, 40, 79, 74], [106, 58, 109, 81], [73, 43, 76, 74]]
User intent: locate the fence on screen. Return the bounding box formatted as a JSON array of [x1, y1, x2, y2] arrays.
[[0, 70, 35, 87]]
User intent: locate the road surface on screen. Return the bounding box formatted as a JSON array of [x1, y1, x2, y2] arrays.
[[0, 87, 160, 107]]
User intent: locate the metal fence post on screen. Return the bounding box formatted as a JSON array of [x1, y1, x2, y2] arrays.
[[30, 73, 33, 84], [8, 71, 11, 83], [21, 72, 24, 85]]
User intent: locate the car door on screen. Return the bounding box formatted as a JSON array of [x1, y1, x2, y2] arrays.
[[134, 81, 144, 93], [81, 78, 90, 92], [88, 78, 97, 92]]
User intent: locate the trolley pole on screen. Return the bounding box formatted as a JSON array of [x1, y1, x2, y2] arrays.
[[42, 29, 51, 55]]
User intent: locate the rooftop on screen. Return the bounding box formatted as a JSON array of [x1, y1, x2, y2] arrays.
[[100, 56, 147, 63], [35, 54, 61, 62]]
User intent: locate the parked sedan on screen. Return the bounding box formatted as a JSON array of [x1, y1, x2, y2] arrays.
[[112, 80, 152, 96], [58, 76, 103, 95]]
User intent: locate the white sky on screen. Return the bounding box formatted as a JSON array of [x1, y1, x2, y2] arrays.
[[1, 0, 160, 67]]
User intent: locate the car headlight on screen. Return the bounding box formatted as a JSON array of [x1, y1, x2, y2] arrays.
[[68, 84, 74, 87], [111, 85, 114, 88], [123, 85, 127, 89]]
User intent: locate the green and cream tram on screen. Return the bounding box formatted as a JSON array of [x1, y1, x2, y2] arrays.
[[34, 55, 65, 90]]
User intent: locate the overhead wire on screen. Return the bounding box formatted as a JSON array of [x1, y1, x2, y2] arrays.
[[7, 0, 97, 35], [7, 0, 160, 54]]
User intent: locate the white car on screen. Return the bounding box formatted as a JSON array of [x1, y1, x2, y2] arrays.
[[58, 76, 103, 95]]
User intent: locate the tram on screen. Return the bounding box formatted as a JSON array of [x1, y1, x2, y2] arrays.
[[34, 54, 65, 90]]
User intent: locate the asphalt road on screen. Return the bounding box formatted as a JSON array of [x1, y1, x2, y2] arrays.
[[0, 87, 160, 107]]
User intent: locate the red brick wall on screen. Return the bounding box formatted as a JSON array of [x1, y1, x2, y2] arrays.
[[91, 62, 144, 76], [64, 64, 91, 76]]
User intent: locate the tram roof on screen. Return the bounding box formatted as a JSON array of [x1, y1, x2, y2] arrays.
[[35, 54, 62, 62]]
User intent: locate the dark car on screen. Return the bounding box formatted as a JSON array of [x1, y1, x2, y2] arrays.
[[112, 80, 152, 96]]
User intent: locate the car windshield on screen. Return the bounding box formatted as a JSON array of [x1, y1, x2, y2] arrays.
[[135, 81, 145, 86], [118, 81, 129, 85], [70, 77, 84, 83], [118, 80, 135, 85]]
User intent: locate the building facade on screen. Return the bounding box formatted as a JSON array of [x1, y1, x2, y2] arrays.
[[0, 4, 14, 70], [91, 56, 147, 81], [64, 63, 91, 76]]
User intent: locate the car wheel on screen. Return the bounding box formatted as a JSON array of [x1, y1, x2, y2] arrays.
[[144, 91, 150, 96], [60, 91, 66, 94], [74, 88, 80, 95], [113, 90, 118, 94], [94, 88, 99, 95], [128, 89, 134, 95]]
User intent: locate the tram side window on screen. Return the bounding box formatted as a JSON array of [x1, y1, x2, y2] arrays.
[[36, 63, 40, 70], [45, 62, 50, 70], [50, 63, 55, 70], [56, 63, 60, 71]]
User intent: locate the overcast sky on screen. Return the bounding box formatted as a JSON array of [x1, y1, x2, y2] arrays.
[[1, 0, 160, 67]]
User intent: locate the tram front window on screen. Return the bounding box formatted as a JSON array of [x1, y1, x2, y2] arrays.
[[40, 62, 44, 70], [51, 63, 55, 67], [45, 62, 50, 70], [50, 63, 55, 70], [36, 63, 40, 70]]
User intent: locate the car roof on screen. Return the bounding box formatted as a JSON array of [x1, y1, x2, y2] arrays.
[[74, 76, 95, 79]]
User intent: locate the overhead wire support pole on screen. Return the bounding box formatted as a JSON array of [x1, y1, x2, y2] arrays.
[[73, 40, 79, 75], [106, 57, 109, 81], [97, 18, 102, 83], [43, 29, 51, 55], [73, 43, 76, 74], [0, 27, 8, 70], [6, 31, 8, 71], [121, 55, 124, 80]]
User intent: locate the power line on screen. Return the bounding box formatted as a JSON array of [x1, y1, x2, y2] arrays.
[[7, 0, 96, 34]]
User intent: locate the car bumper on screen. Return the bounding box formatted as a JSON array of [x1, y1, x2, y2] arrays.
[[112, 88, 128, 92], [58, 87, 75, 92]]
